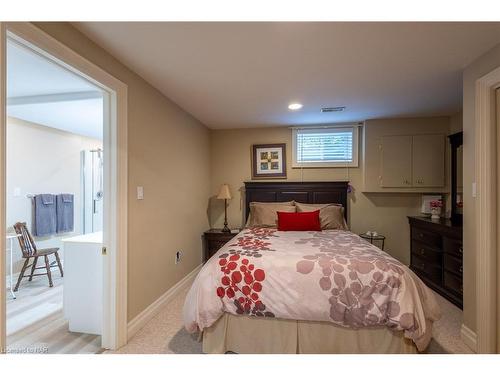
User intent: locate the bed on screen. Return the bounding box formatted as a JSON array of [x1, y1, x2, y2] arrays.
[[183, 181, 441, 354]]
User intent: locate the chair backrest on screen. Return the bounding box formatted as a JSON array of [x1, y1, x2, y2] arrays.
[[13, 222, 37, 257]]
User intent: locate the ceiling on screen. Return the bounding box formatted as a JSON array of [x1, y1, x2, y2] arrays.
[[7, 39, 103, 139], [73, 22, 500, 129]]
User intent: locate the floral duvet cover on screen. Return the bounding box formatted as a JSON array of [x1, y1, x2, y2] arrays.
[[183, 228, 441, 351]]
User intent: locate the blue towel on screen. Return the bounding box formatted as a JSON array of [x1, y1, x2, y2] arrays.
[[34, 194, 57, 236], [56, 194, 74, 233]]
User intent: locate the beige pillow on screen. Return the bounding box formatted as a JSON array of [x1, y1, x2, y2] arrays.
[[295, 202, 348, 230], [246, 201, 296, 228]]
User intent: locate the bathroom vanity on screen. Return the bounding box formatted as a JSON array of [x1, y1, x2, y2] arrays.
[[62, 231, 103, 335]]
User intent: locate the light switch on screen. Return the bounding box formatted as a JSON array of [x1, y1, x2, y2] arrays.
[[137, 186, 144, 200], [13, 187, 21, 197]]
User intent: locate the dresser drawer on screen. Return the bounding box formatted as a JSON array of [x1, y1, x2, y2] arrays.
[[411, 227, 441, 249], [444, 253, 462, 276], [443, 237, 463, 257], [411, 254, 442, 285], [444, 271, 463, 295], [411, 241, 442, 264]]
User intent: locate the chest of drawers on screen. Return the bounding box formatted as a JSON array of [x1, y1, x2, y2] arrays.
[[408, 216, 463, 308]]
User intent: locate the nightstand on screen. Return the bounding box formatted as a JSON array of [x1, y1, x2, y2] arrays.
[[359, 232, 386, 250], [203, 229, 238, 262]]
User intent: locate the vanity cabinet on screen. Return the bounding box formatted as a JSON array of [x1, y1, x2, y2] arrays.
[[380, 134, 445, 188]]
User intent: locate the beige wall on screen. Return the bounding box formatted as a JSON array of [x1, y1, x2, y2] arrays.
[[33, 22, 211, 321], [462, 41, 500, 333], [450, 111, 463, 134], [6, 117, 102, 273], [210, 116, 453, 266]]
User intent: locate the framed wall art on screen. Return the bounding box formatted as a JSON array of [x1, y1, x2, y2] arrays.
[[251, 143, 287, 179]]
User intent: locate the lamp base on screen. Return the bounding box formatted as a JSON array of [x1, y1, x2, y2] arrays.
[[222, 198, 231, 233]]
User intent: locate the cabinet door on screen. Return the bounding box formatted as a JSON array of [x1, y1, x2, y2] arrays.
[[380, 135, 412, 187], [412, 135, 445, 187]]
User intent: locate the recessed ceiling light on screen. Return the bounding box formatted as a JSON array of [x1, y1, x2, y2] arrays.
[[288, 103, 303, 110]]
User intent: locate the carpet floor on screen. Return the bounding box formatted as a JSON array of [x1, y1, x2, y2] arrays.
[[107, 283, 473, 354]]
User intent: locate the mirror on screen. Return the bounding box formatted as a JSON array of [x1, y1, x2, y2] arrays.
[[456, 144, 463, 215], [448, 132, 463, 224]]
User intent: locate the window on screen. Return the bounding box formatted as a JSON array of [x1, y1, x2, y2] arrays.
[[292, 126, 359, 168]]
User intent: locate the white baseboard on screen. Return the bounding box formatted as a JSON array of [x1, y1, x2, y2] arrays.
[[460, 324, 477, 352], [127, 264, 202, 340]]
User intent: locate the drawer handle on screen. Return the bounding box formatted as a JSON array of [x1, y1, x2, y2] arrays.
[[459, 247, 463, 254]]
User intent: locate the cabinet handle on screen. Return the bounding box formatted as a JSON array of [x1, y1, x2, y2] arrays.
[[460, 286, 463, 293], [420, 248, 425, 256], [459, 247, 463, 254], [459, 266, 463, 273], [419, 233, 424, 238]]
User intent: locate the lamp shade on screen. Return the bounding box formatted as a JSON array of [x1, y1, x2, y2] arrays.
[[217, 184, 232, 200]]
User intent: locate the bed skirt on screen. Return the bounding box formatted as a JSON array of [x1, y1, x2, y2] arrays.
[[202, 313, 418, 354]]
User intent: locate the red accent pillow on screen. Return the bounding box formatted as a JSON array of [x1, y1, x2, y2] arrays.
[[277, 210, 322, 231]]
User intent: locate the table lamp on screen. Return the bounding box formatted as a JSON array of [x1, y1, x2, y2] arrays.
[[217, 184, 232, 233]]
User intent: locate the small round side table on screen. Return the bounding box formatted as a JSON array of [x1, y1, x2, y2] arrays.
[[359, 233, 386, 250]]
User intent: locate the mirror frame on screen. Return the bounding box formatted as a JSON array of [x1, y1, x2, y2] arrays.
[[448, 131, 463, 225]]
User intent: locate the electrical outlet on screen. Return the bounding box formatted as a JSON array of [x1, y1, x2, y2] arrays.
[[175, 251, 182, 264], [137, 186, 144, 200]]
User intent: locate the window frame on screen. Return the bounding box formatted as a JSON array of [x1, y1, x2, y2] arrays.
[[291, 125, 360, 168]]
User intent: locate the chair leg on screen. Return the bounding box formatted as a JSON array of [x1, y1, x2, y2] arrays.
[[54, 251, 64, 277], [44, 255, 53, 287], [14, 258, 29, 292], [28, 256, 38, 281]]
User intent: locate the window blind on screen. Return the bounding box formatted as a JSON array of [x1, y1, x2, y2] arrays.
[[295, 128, 354, 164]]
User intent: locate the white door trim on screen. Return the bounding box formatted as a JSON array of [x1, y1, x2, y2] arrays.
[[0, 21, 7, 353], [475, 64, 500, 353], [0, 22, 128, 351]]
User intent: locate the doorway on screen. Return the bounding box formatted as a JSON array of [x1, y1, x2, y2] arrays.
[[0, 23, 128, 352]]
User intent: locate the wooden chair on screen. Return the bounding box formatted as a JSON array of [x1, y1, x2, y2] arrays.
[[13, 222, 64, 291]]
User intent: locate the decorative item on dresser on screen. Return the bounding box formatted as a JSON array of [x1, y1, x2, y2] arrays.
[[408, 216, 463, 308], [203, 229, 238, 262]]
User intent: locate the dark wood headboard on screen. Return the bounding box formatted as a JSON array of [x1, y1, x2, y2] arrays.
[[244, 181, 349, 221]]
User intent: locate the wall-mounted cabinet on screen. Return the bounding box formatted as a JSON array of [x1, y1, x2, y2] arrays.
[[363, 117, 450, 193], [380, 134, 445, 188], [380, 135, 413, 187]]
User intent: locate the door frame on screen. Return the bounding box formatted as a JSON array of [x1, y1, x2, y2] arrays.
[[475, 64, 500, 353], [0, 22, 128, 351]]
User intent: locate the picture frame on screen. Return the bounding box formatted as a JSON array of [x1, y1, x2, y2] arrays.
[[251, 143, 287, 179]]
